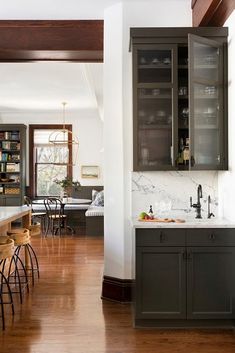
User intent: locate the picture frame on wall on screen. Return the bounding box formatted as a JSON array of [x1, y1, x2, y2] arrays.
[[81, 165, 99, 179]]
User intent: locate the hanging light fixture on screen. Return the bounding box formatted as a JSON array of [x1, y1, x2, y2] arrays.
[[48, 102, 79, 166]]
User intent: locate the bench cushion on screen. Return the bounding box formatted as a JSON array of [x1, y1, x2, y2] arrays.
[[85, 206, 104, 217]]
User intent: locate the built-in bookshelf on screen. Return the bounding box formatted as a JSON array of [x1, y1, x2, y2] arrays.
[[0, 125, 26, 206]]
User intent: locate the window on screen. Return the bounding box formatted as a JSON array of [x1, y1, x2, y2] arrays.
[[29, 125, 72, 197]]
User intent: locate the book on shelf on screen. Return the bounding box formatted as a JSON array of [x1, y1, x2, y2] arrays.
[[0, 163, 6, 172], [6, 163, 20, 172]]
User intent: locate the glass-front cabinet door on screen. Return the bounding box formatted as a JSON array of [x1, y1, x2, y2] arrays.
[[133, 44, 177, 170], [188, 34, 224, 170]]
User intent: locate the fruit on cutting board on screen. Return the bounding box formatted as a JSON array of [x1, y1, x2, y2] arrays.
[[139, 212, 148, 220]]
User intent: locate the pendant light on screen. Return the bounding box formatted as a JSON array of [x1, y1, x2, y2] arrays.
[[48, 102, 79, 166]]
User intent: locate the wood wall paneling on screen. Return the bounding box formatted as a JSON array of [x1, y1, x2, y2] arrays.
[[192, 0, 235, 27], [0, 20, 103, 62]]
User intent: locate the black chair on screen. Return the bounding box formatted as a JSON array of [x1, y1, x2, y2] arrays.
[[24, 196, 47, 233], [44, 198, 67, 236]]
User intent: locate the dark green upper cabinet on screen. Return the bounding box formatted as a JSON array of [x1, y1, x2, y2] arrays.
[[131, 27, 228, 171]]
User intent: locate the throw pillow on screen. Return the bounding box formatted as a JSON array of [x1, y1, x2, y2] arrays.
[[92, 189, 98, 201], [91, 190, 104, 206]]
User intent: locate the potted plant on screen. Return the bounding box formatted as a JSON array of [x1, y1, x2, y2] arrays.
[[54, 177, 81, 198]]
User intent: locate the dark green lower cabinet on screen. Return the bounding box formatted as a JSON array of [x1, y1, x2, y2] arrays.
[[187, 247, 235, 320], [135, 228, 235, 327], [135, 247, 186, 319]]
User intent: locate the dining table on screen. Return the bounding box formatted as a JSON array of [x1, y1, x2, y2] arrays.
[[32, 197, 91, 234]]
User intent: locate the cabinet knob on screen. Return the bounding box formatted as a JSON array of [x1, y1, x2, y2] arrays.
[[160, 232, 165, 243], [187, 251, 192, 261], [209, 233, 216, 241]]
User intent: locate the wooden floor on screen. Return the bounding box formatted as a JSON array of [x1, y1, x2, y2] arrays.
[[1, 234, 235, 353]]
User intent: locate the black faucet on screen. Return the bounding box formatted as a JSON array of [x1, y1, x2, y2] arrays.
[[207, 195, 215, 219], [190, 184, 203, 219]]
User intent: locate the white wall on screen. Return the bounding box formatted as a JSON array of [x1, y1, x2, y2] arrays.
[[0, 110, 104, 186], [103, 3, 125, 278], [218, 10, 235, 220], [104, 0, 193, 279]]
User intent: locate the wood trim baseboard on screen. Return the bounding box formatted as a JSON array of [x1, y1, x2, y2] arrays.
[[101, 275, 133, 303]]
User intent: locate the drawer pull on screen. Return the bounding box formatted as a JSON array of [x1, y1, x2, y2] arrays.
[[209, 233, 216, 241], [160, 232, 165, 243]]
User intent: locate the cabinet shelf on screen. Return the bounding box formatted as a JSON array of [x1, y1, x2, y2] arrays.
[[0, 182, 20, 185], [138, 64, 171, 69], [0, 171, 20, 174], [0, 161, 21, 164], [0, 148, 20, 153], [139, 124, 171, 130], [195, 64, 217, 69], [0, 139, 20, 142], [139, 94, 171, 99], [195, 96, 218, 100], [195, 125, 218, 129]]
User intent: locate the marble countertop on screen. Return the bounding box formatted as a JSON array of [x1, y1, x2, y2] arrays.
[[0, 206, 30, 225], [132, 216, 235, 228]]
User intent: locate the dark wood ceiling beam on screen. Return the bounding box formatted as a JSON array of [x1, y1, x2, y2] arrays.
[[0, 20, 103, 62], [192, 0, 235, 27]]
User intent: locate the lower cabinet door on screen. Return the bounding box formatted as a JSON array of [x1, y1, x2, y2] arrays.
[[135, 246, 186, 319], [187, 247, 235, 319]]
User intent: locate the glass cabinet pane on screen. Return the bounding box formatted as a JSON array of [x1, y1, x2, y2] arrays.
[[193, 42, 219, 81], [138, 49, 172, 83], [137, 88, 173, 167], [189, 34, 222, 168]]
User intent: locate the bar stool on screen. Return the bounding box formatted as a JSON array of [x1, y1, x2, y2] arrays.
[[0, 236, 15, 330], [7, 229, 30, 303], [7, 228, 39, 287]]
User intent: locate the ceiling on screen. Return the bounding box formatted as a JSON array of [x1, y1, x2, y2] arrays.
[[0, 0, 189, 19], [0, 62, 103, 115]]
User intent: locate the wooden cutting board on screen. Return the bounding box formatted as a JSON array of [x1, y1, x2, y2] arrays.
[[138, 218, 185, 223]]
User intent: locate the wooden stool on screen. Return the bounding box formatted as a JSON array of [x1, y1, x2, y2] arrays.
[[8, 228, 39, 287], [6, 230, 30, 303], [28, 224, 41, 237], [0, 237, 15, 330]]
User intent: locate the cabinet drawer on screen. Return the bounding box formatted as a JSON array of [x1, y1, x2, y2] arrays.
[[136, 228, 186, 246], [187, 228, 235, 246]]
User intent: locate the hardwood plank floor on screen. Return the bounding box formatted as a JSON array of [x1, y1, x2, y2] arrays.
[[1, 234, 235, 353]]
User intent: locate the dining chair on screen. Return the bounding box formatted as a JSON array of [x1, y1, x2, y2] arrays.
[[24, 196, 47, 234], [44, 197, 67, 236]]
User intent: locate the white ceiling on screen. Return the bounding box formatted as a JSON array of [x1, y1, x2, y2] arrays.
[[0, 0, 190, 19], [0, 62, 103, 114]]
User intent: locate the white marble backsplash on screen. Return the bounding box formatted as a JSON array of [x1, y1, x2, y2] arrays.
[[132, 171, 218, 219]]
